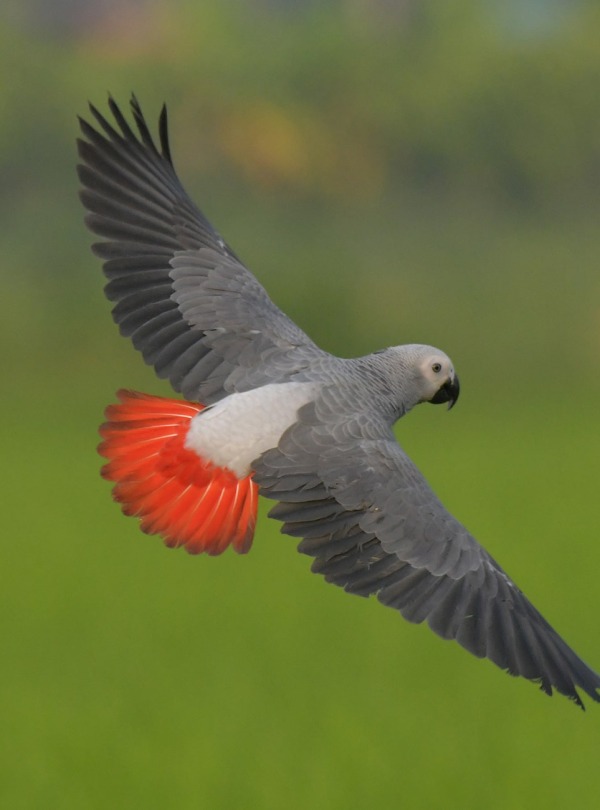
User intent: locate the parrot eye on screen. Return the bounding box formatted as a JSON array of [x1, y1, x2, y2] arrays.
[[431, 362, 442, 373]]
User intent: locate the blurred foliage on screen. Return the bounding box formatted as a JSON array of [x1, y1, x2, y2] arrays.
[[1, 0, 599, 203]]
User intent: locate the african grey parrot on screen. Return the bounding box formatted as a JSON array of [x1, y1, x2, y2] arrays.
[[77, 96, 600, 708]]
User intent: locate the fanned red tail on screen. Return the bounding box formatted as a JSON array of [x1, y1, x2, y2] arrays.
[[98, 390, 258, 554]]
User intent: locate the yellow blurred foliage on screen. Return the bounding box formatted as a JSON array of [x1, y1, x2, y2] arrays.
[[217, 101, 384, 200]]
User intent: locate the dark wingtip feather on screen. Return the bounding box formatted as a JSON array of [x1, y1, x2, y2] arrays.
[[86, 100, 122, 141], [159, 103, 172, 164], [129, 93, 159, 155], [107, 94, 136, 140], [78, 94, 171, 162]]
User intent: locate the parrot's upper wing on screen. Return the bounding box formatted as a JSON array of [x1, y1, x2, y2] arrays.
[[77, 96, 323, 403]]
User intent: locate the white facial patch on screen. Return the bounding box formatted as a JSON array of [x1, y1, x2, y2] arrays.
[[185, 382, 318, 477]]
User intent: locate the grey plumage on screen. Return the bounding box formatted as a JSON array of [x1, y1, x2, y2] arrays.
[[78, 97, 321, 404], [78, 96, 600, 708]]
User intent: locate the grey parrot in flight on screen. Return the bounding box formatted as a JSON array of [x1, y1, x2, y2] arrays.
[[77, 96, 600, 708]]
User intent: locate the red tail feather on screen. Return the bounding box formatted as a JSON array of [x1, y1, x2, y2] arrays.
[[98, 390, 258, 554]]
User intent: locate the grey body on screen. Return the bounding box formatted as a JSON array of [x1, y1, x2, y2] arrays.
[[78, 97, 600, 708]]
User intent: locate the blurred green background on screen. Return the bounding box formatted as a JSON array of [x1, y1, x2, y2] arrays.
[[1, 1, 599, 807]]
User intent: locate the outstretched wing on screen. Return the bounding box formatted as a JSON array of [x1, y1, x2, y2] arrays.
[[77, 96, 322, 403], [253, 394, 600, 708]]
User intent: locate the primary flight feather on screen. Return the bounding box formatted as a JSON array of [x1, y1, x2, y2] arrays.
[[78, 96, 600, 708]]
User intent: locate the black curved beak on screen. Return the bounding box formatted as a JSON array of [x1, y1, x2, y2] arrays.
[[430, 375, 460, 410]]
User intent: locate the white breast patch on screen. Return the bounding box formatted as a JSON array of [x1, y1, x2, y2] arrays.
[[184, 382, 318, 477]]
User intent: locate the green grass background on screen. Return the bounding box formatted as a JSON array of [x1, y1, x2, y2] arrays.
[[2, 2, 600, 808]]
